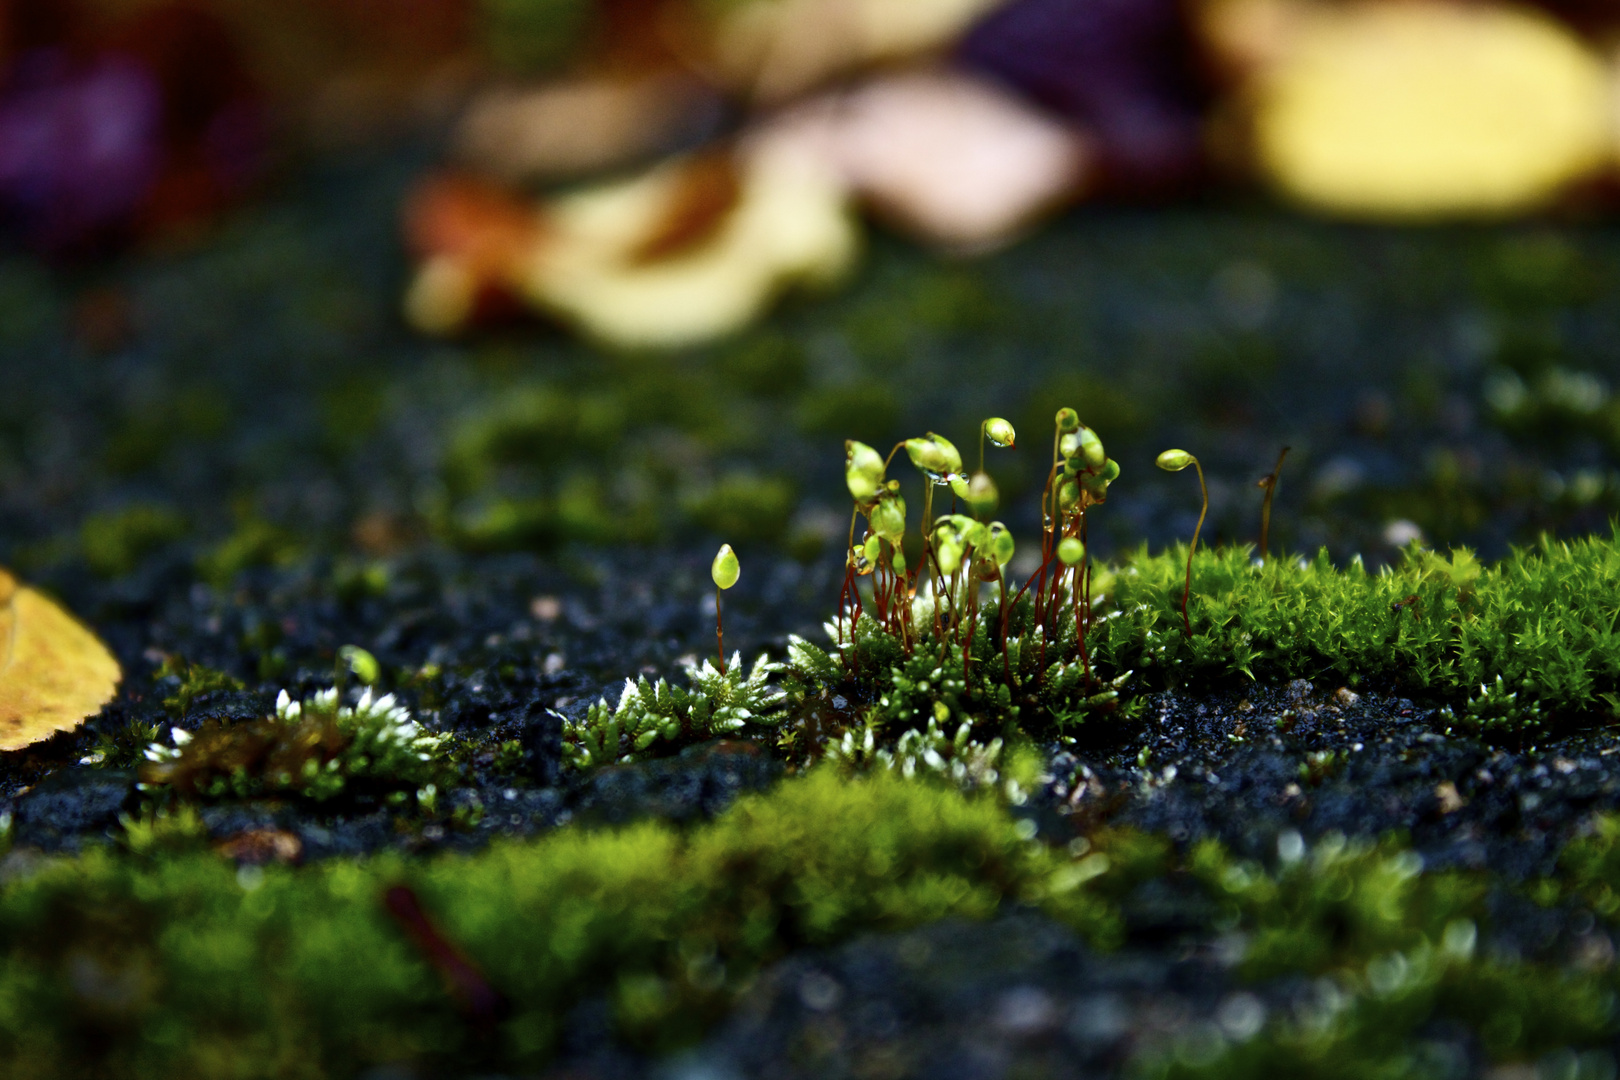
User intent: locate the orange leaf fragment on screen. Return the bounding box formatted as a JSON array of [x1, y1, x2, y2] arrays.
[[0, 569, 121, 752]]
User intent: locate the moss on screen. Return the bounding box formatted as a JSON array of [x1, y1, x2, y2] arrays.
[[138, 688, 451, 807], [10, 770, 1617, 1077], [1189, 834, 1484, 980], [714, 332, 808, 399], [0, 770, 1116, 1077], [436, 363, 799, 550], [1182, 332, 1280, 424], [564, 655, 784, 769], [1354, 454, 1493, 545], [794, 380, 901, 438], [153, 656, 246, 719], [1089, 535, 1620, 729], [445, 386, 591, 493], [835, 264, 1003, 367], [683, 473, 796, 542], [80, 504, 186, 578], [780, 530, 1620, 764], [1140, 834, 1614, 1078], [0, 257, 57, 345], [1549, 812, 1620, 921], [445, 494, 557, 551], [197, 516, 301, 588], [1475, 232, 1597, 315]]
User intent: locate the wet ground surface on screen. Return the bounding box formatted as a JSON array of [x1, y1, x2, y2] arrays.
[[6, 146, 1620, 1076], [1055, 680, 1620, 881], [581, 913, 1259, 1080], [10, 544, 1620, 886], [7, 544, 1620, 1078]]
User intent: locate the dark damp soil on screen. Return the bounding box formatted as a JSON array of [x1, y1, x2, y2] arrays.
[[8, 144, 1620, 1077], [1, 545, 835, 855], [9, 538, 1620, 887], [556, 911, 1265, 1080], [1038, 679, 1620, 882]]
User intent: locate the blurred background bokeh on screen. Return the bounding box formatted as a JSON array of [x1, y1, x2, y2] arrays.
[[7, 0, 1620, 590]]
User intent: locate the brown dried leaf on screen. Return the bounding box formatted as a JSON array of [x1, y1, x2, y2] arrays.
[[0, 569, 121, 752]]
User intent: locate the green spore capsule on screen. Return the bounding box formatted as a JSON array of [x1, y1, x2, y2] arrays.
[[966, 471, 998, 514], [339, 645, 381, 686], [712, 544, 740, 590], [964, 520, 989, 549], [987, 522, 1015, 567], [906, 432, 964, 485], [862, 534, 883, 567], [1057, 536, 1086, 566], [1055, 408, 1080, 434], [1057, 478, 1080, 512], [939, 514, 987, 549], [1099, 458, 1120, 482], [845, 440, 886, 502], [952, 471, 999, 517], [984, 418, 1016, 448], [870, 491, 906, 542], [1075, 426, 1106, 468], [1157, 449, 1194, 472]]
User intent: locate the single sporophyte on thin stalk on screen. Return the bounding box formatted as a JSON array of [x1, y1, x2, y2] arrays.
[[833, 409, 1120, 698], [1156, 448, 1206, 636], [1256, 445, 1291, 563], [712, 544, 740, 673]]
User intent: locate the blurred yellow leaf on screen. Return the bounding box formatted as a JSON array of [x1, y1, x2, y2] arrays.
[[1253, 1, 1610, 219], [0, 569, 121, 752]]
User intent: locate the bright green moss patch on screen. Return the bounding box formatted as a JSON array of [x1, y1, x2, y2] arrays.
[[1143, 962, 1613, 1080], [1550, 813, 1620, 921], [1089, 534, 1620, 729], [1144, 836, 1615, 1079], [0, 770, 1116, 1078], [767, 532, 1620, 768], [1188, 834, 1485, 981]]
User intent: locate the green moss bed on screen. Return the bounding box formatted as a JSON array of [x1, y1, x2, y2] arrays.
[[11, 151, 1620, 1077]]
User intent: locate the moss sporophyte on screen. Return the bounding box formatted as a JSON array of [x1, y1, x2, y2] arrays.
[[556, 409, 1620, 772]]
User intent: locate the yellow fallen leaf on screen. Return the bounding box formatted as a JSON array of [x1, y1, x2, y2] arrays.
[[0, 569, 121, 752], [1252, 1, 1611, 219], [523, 142, 858, 348]]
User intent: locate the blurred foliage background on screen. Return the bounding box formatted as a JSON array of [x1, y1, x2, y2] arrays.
[[5, 0, 1620, 585]]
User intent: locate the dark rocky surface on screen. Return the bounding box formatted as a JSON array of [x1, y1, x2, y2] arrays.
[[654, 913, 1253, 1080], [1045, 679, 1620, 881]]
